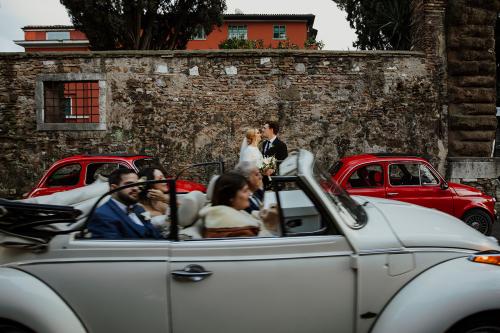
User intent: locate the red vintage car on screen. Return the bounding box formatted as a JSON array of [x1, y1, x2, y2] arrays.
[[330, 154, 497, 235], [25, 155, 207, 198]]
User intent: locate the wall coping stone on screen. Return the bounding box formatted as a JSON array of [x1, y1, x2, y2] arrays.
[[447, 157, 500, 179], [0, 49, 426, 60], [447, 157, 500, 163]]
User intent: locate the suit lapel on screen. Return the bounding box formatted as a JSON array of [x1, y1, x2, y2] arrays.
[[133, 204, 160, 239], [107, 200, 146, 237]]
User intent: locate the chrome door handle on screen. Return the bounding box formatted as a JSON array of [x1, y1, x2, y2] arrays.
[[172, 264, 213, 282], [387, 192, 399, 196]]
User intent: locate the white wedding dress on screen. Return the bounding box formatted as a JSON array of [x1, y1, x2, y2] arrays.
[[240, 146, 264, 168]]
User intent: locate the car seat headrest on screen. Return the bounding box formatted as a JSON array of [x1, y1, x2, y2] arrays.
[[206, 175, 220, 202], [178, 191, 206, 227]]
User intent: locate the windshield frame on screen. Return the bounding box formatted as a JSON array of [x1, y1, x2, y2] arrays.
[[312, 162, 368, 230]]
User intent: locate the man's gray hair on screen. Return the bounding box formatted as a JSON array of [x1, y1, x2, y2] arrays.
[[234, 161, 258, 179]]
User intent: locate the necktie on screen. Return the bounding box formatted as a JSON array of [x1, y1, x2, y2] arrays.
[[264, 141, 270, 155], [251, 194, 262, 208]]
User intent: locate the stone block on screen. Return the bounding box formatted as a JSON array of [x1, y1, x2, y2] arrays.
[[448, 86, 496, 103], [452, 130, 495, 142], [449, 114, 497, 130], [448, 103, 495, 116], [448, 140, 493, 157], [453, 76, 496, 88]]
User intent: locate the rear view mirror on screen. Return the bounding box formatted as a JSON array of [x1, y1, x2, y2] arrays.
[[440, 182, 449, 190]]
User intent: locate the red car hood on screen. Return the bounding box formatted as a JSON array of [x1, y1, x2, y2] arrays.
[[448, 182, 486, 197]]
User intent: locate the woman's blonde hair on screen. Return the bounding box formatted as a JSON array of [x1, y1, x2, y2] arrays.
[[245, 128, 259, 145]]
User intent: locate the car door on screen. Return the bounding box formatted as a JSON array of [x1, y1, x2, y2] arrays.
[[343, 163, 386, 198], [169, 181, 356, 333], [386, 162, 454, 215], [19, 238, 172, 333]]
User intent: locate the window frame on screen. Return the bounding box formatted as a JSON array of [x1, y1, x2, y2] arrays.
[[270, 176, 338, 237], [36, 73, 107, 131], [191, 26, 207, 40], [273, 25, 287, 40], [346, 163, 384, 189], [388, 162, 440, 187], [84, 162, 129, 185], [45, 163, 82, 188], [46, 31, 70, 40], [228, 25, 248, 40], [419, 164, 441, 186]]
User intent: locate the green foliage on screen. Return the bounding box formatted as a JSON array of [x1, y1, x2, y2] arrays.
[[219, 38, 312, 50], [304, 37, 325, 50], [333, 0, 411, 50], [60, 0, 226, 50], [276, 39, 299, 49], [218, 38, 265, 49]]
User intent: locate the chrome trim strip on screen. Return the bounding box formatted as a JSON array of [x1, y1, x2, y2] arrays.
[[359, 247, 475, 255]]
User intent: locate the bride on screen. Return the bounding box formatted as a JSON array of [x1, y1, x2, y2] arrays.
[[239, 128, 263, 168]]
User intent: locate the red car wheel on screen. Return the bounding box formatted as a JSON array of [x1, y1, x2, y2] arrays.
[[462, 209, 492, 235]]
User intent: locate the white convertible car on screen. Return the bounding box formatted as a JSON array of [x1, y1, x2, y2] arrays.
[[0, 150, 500, 333]]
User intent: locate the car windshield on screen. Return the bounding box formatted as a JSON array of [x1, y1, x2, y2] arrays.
[[133, 157, 162, 171], [313, 162, 367, 229]]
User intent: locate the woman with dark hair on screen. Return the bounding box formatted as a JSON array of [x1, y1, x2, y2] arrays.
[[137, 167, 170, 237], [199, 172, 277, 238]]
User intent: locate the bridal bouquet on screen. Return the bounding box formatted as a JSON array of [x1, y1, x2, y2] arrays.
[[259, 156, 277, 179]]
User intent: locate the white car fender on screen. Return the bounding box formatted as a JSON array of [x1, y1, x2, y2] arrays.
[[370, 256, 500, 333], [0, 267, 86, 333]]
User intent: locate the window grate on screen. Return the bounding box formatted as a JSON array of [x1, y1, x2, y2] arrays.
[[43, 81, 100, 124]]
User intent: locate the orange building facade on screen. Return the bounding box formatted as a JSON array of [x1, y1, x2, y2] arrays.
[[15, 26, 90, 52], [14, 14, 316, 52], [187, 14, 316, 50]]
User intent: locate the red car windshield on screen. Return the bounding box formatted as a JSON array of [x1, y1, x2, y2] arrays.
[[133, 157, 162, 171]]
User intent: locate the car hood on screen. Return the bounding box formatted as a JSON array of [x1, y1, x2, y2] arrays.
[[448, 182, 486, 197], [355, 196, 499, 251]]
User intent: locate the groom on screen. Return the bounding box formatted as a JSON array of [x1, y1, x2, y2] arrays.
[[261, 121, 288, 169], [88, 168, 161, 239]]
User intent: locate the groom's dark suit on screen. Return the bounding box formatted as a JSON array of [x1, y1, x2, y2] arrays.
[[88, 199, 161, 239], [261, 137, 288, 190], [261, 137, 288, 162]]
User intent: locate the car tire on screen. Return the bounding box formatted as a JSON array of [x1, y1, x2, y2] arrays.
[[462, 209, 493, 236], [447, 312, 500, 333]]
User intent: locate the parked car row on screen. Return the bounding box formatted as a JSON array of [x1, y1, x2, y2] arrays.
[[23, 152, 498, 235], [0, 150, 499, 333]]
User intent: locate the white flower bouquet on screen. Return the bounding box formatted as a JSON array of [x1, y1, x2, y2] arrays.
[[259, 156, 277, 180]]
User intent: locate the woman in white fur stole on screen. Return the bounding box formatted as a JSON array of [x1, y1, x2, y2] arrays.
[[200, 173, 278, 238]]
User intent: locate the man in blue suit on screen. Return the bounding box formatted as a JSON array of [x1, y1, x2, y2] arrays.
[[88, 168, 161, 239]]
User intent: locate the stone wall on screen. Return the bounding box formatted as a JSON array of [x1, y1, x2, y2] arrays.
[[447, 158, 500, 211], [446, 0, 500, 156], [0, 50, 444, 198]]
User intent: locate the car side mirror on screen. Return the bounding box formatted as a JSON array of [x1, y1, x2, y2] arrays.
[[440, 182, 449, 190]]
